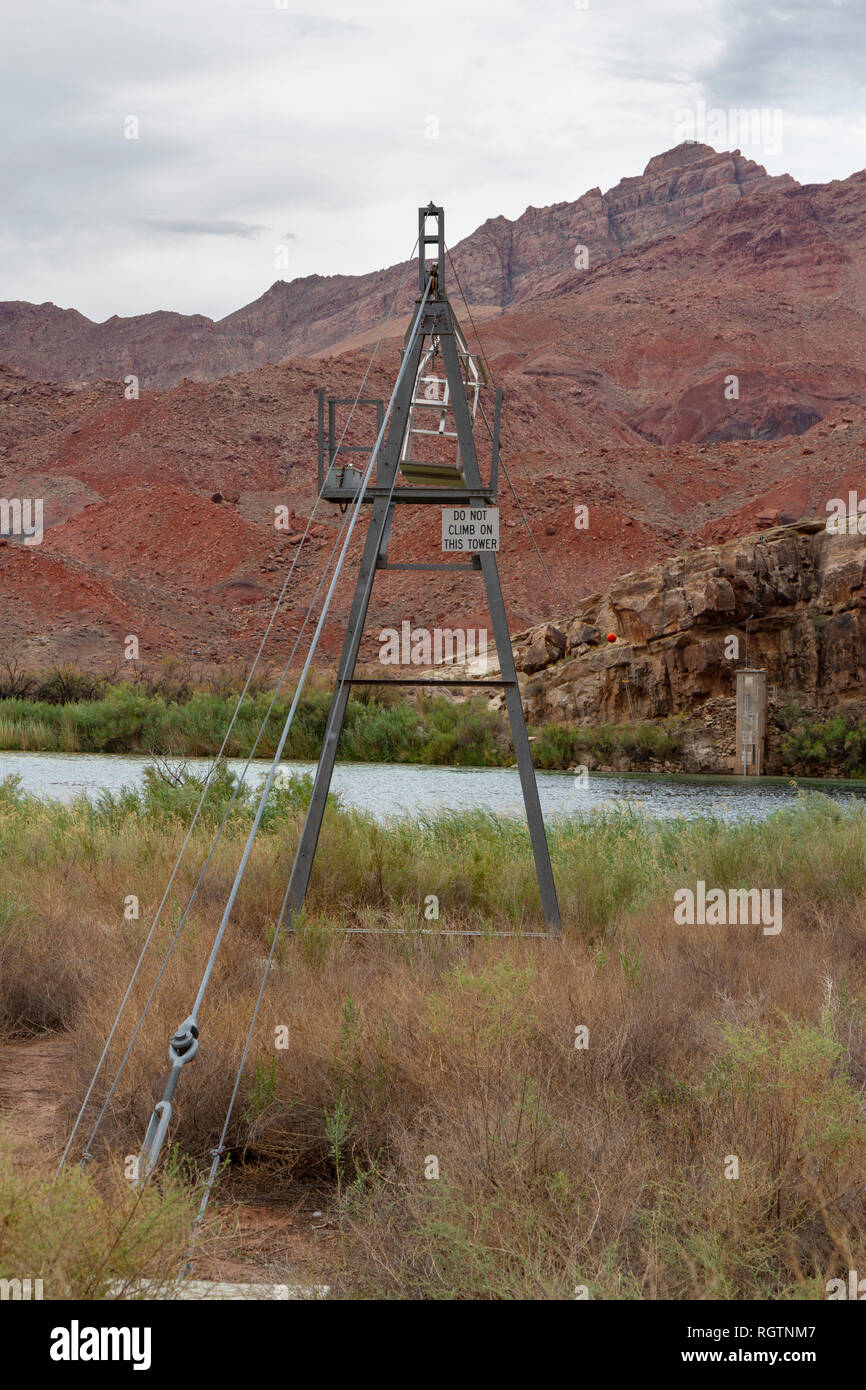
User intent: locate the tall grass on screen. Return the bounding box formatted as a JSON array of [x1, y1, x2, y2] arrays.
[[0, 679, 694, 769], [1, 773, 865, 1298], [0, 685, 505, 762]]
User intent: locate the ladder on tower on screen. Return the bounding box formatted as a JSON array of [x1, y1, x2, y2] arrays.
[[398, 324, 482, 487]]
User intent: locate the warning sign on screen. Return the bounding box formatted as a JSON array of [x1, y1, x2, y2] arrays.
[[441, 506, 500, 553]]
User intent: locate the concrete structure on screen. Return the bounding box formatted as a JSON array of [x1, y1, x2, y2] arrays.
[[735, 668, 767, 776]]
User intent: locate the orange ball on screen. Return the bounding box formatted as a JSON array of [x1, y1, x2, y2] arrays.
[[606, 632, 617, 643]]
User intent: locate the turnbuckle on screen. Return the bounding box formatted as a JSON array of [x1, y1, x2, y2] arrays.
[[136, 1016, 199, 1185], [169, 1016, 199, 1067]]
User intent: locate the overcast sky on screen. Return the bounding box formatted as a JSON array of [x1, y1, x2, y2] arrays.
[[1, 0, 863, 322]]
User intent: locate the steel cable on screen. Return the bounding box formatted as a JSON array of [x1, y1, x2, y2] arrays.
[[57, 239, 420, 1175], [181, 280, 434, 1245]]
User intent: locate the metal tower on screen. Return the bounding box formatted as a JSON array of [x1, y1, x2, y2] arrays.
[[289, 204, 561, 936]]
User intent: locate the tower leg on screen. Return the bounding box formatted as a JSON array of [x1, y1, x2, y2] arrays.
[[478, 552, 562, 937], [282, 494, 390, 923], [438, 311, 562, 937], [283, 321, 428, 924]]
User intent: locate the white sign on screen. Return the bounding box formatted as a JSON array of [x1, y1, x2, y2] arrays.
[[441, 506, 499, 552]]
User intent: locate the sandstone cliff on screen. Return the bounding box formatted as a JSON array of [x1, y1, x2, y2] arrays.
[[512, 519, 866, 774]]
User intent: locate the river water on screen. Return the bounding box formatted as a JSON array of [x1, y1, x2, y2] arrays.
[[1, 750, 865, 823]]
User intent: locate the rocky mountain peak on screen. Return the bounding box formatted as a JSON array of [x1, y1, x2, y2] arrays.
[[643, 141, 718, 175], [0, 144, 800, 386]]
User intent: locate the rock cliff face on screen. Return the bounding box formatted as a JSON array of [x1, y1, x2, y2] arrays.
[[435, 144, 794, 308], [513, 519, 866, 771], [0, 144, 794, 387]]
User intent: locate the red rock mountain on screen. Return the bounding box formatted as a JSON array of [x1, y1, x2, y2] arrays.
[[0, 144, 794, 389], [1, 142, 865, 675]]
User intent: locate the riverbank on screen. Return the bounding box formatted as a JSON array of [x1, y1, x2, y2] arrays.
[[1, 776, 865, 1297], [0, 677, 691, 767], [2, 674, 865, 781]]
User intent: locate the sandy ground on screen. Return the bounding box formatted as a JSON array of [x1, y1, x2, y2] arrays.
[[0, 1035, 72, 1159]]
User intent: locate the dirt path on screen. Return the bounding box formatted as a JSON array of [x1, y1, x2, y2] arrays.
[[0, 1035, 72, 1161], [192, 1201, 339, 1288]]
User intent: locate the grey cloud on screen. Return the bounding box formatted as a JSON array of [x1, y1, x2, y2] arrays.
[[699, 0, 866, 113], [0, 0, 861, 320], [138, 218, 267, 238], [285, 13, 367, 38]]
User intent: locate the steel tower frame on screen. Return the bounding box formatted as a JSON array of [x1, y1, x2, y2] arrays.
[[286, 205, 561, 936]]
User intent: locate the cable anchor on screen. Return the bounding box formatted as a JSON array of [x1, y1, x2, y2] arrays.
[[136, 1016, 199, 1186]]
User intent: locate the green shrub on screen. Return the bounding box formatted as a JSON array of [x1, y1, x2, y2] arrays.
[[779, 713, 866, 777]]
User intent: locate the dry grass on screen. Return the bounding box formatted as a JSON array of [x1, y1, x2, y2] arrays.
[[1, 771, 865, 1298], [0, 1151, 228, 1299]]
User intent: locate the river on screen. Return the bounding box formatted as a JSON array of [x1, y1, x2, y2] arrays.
[[1, 750, 865, 823]]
